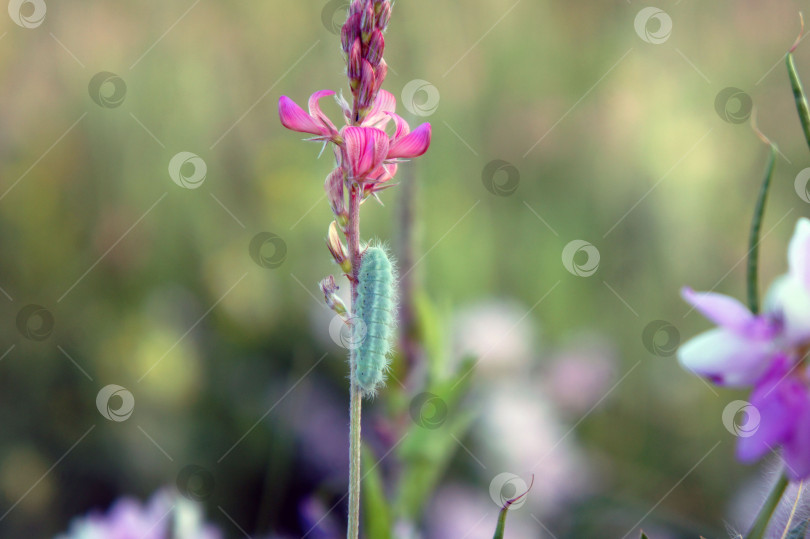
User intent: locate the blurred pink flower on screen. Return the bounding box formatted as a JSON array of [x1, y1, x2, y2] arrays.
[[679, 218, 810, 479]]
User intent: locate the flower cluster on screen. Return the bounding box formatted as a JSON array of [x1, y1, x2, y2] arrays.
[[278, 0, 431, 281], [679, 218, 810, 479], [55, 490, 222, 539]]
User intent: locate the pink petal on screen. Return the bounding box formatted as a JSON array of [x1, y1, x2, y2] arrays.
[[342, 126, 389, 179], [308, 90, 337, 135], [389, 113, 410, 140], [363, 90, 396, 127], [279, 96, 328, 136], [677, 328, 774, 387], [387, 122, 431, 159], [788, 217, 810, 289], [681, 287, 762, 335]]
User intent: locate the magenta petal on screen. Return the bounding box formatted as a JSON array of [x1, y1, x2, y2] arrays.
[[308, 90, 337, 134], [736, 357, 803, 463], [782, 399, 810, 480], [363, 90, 396, 127], [389, 113, 411, 139], [279, 96, 328, 136], [342, 126, 389, 179], [388, 122, 431, 159], [788, 218, 810, 290]]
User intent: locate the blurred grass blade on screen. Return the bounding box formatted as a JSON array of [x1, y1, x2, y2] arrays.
[[640, 533, 649, 539], [787, 520, 809, 538], [788, 14, 810, 152], [747, 143, 777, 314], [362, 446, 392, 539], [492, 475, 534, 539]]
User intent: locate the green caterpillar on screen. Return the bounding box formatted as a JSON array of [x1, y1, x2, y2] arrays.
[[353, 246, 396, 396]]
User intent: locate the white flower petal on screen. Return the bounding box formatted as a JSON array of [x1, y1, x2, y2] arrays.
[[678, 328, 773, 387]]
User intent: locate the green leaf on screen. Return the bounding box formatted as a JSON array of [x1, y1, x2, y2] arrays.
[[394, 358, 477, 521], [362, 446, 392, 539], [787, 519, 810, 539], [639, 533, 649, 539], [492, 475, 534, 539]]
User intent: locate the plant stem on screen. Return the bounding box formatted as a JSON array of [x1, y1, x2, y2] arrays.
[[347, 183, 362, 539], [747, 144, 777, 314], [745, 473, 789, 539]]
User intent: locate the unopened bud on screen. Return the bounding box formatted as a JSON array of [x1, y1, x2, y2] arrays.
[[341, 13, 360, 55], [325, 168, 347, 221], [326, 221, 351, 274], [366, 29, 384, 67], [376, 2, 391, 31], [348, 0, 364, 17], [361, 5, 375, 42], [373, 60, 387, 95], [357, 60, 376, 112], [348, 39, 363, 91], [320, 275, 348, 316]]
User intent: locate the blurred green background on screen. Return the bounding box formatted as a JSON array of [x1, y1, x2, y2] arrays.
[[2, 0, 810, 537]]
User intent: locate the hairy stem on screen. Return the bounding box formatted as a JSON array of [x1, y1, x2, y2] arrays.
[[347, 183, 362, 539], [747, 145, 777, 314], [745, 473, 789, 539]]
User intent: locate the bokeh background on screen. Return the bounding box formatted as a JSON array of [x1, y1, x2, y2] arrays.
[[2, 0, 810, 537]]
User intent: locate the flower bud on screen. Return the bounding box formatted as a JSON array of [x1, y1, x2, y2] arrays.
[[341, 14, 360, 55], [376, 2, 391, 31], [361, 5, 375, 42], [372, 60, 387, 95], [348, 39, 363, 91], [326, 221, 351, 274], [325, 168, 347, 221], [320, 275, 348, 316], [357, 60, 377, 113], [348, 0, 364, 17], [366, 29, 384, 67]]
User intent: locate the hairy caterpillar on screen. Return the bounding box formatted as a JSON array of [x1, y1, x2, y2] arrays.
[[353, 246, 397, 396]]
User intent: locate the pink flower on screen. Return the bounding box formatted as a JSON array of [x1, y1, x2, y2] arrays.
[[340, 117, 431, 182], [679, 218, 810, 479], [278, 90, 338, 140]]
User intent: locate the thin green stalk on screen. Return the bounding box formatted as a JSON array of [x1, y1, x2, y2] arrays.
[[347, 183, 362, 539], [745, 473, 789, 539], [747, 144, 777, 314]]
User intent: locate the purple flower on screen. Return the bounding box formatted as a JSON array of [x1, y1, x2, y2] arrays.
[[55, 489, 222, 539], [679, 218, 810, 479]]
